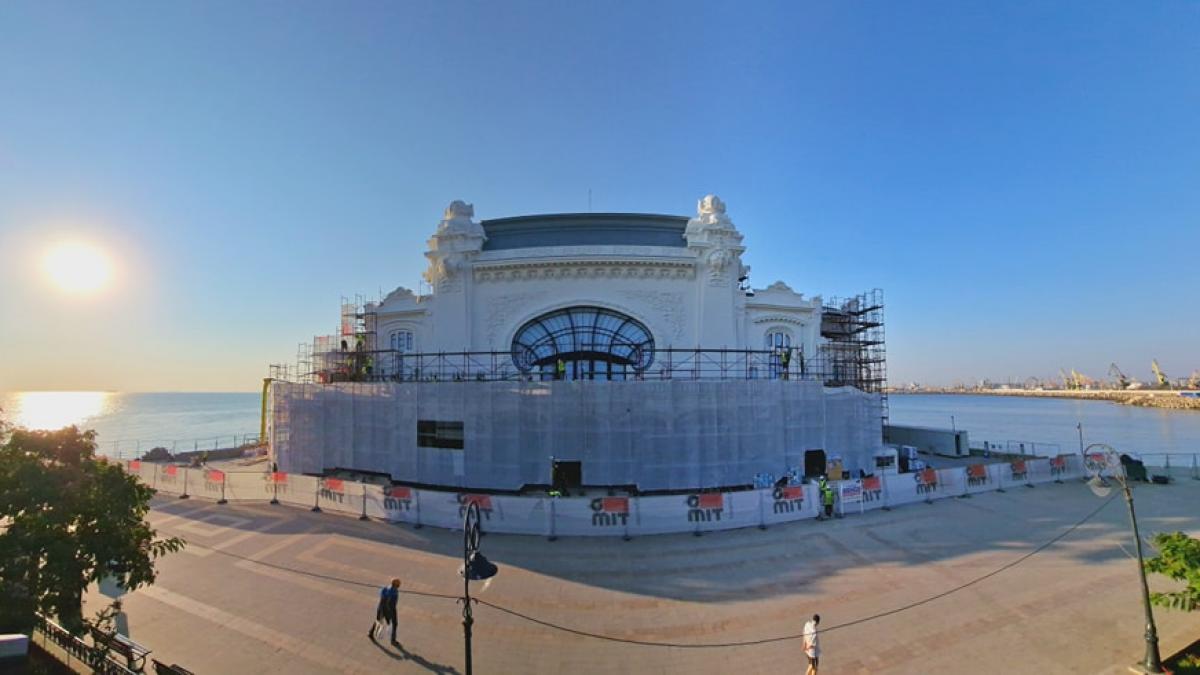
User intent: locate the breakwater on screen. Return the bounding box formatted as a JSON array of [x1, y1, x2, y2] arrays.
[[900, 389, 1200, 411]]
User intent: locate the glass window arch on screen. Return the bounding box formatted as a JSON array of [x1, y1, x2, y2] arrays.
[[765, 329, 792, 349], [511, 306, 654, 380]]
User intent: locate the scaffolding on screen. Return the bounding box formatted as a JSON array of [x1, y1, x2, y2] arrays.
[[820, 288, 888, 428], [271, 291, 888, 403]]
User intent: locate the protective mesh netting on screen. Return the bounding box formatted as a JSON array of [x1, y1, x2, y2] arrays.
[[271, 380, 883, 491]]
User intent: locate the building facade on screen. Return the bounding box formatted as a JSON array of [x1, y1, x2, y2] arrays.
[[271, 195, 885, 492]]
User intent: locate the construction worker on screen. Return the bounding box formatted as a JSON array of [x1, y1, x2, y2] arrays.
[[821, 483, 835, 520], [556, 358, 566, 381], [780, 347, 791, 380]]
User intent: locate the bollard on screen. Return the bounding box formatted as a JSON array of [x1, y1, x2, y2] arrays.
[[179, 469, 190, 499], [218, 473, 227, 505], [312, 482, 322, 513], [359, 484, 369, 521]]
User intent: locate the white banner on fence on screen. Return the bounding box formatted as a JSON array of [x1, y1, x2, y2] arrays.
[[223, 471, 270, 502], [858, 476, 887, 511], [837, 480, 864, 516], [121, 457, 1085, 537], [760, 484, 819, 525], [964, 464, 992, 495], [366, 485, 420, 525]]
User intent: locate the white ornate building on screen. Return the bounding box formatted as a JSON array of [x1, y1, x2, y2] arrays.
[[375, 195, 822, 369], [272, 196, 885, 492]]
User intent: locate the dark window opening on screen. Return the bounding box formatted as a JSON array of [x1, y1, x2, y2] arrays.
[[417, 420, 464, 449], [552, 460, 582, 491]]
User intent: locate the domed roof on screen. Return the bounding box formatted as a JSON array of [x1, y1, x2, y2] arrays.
[[480, 213, 688, 251]]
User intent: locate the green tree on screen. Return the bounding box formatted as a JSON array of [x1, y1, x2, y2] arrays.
[[1144, 531, 1200, 612], [0, 424, 185, 634]]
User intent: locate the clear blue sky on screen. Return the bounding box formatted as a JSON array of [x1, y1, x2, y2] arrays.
[[1, 1, 1197, 391]]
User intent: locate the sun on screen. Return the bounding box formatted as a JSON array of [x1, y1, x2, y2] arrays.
[[43, 242, 114, 294]]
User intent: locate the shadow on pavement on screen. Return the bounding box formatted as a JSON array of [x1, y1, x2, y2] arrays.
[[370, 638, 460, 674], [147, 479, 1200, 604]]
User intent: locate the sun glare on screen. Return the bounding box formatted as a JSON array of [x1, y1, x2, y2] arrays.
[[11, 391, 113, 430], [43, 242, 114, 293]]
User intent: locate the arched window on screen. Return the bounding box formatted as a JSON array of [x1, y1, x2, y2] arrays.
[[765, 330, 791, 350], [511, 306, 654, 381], [390, 330, 414, 353], [765, 329, 793, 379]]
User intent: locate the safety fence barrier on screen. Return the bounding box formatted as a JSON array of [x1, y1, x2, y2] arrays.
[[127, 455, 1088, 537]]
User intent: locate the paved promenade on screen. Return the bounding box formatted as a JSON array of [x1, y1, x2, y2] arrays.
[[87, 479, 1200, 674]]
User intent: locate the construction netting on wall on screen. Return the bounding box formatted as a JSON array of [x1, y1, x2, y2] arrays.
[[270, 379, 884, 492]]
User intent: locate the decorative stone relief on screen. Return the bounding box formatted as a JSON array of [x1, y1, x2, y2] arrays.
[[684, 194, 746, 287], [618, 290, 686, 344], [381, 286, 418, 307], [752, 314, 809, 326], [474, 261, 694, 283], [484, 293, 539, 348], [425, 200, 487, 293]]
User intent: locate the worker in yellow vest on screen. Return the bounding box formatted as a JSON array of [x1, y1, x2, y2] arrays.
[[556, 358, 566, 380]]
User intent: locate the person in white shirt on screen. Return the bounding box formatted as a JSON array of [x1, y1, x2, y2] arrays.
[[803, 614, 820, 674]]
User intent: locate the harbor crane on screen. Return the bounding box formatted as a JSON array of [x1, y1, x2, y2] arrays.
[[1071, 369, 1096, 389], [1151, 359, 1170, 389], [1059, 369, 1075, 390], [1108, 363, 1130, 389]]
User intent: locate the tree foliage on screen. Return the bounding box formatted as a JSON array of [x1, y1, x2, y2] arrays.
[[0, 424, 185, 633], [1144, 531, 1200, 612]]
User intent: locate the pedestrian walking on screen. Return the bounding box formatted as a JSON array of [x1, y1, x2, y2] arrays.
[[803, 613, 820, 674], [369, 578, 402, 644]]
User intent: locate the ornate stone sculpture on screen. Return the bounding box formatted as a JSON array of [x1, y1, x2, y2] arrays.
[[685, 194, 735, 235], [684, 194, 746, 286], [425, 200, 487, 292]]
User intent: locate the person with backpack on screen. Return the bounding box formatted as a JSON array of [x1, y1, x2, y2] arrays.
[[369, 578, 401, 644]]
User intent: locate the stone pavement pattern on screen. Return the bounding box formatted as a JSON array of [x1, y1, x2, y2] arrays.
[[86, 479, 1200, 674]]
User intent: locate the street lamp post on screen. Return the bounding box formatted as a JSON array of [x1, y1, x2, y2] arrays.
[[1077, 422, 1084, 456], [459, 501, 498, 675], [1084, 444, 1163, 673], [1123, 480, 1163, 673]]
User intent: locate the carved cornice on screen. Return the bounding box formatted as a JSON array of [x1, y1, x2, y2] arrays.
[[752, 314, 809, 326], [474, 259, 695, 282]]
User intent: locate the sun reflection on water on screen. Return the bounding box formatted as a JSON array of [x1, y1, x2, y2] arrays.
[[7, 391, 114, 430]]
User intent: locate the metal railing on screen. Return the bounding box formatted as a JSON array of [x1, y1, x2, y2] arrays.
[[33, 613, 139, 675], [1137, 452, 1200, 480], [280, 347, 852, 386], [101, 433, 262, 461]]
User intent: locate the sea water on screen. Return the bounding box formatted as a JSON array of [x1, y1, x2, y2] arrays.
[[889, 393, 1200, 458], [2, 390, 1197, 462]]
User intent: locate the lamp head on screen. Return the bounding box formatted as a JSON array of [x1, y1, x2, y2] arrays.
[[460, 552, 499, 581]]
